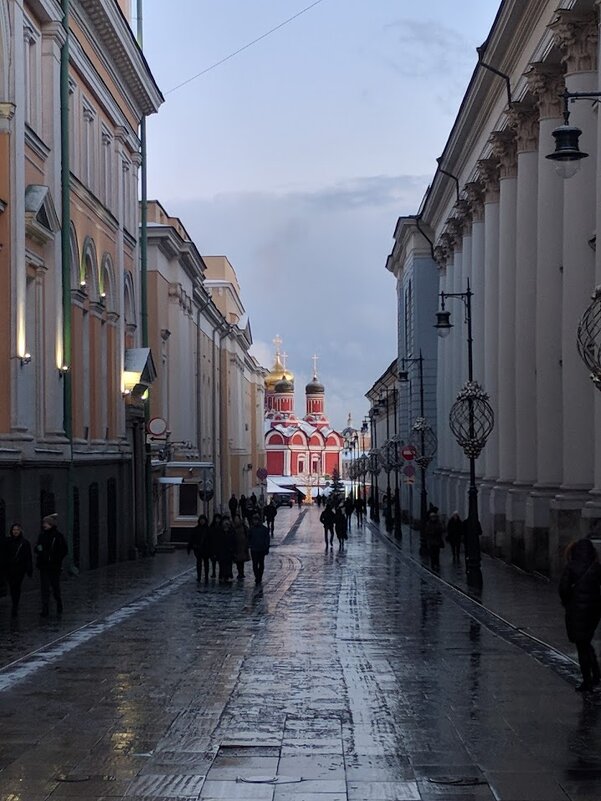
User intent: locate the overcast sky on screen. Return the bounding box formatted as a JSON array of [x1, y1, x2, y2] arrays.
[[141, 0, 500, 431]]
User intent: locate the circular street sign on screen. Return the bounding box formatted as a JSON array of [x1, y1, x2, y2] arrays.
[[401, 445, 416, 461], [257, 467, 268, 480], [403, 465, 416, 477], [147, 417, 167, 437]]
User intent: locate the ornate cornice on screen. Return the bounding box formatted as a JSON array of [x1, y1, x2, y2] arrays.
[[525, 62, 565, 120], [489, 130, 517, 179], [549, 9, 598, 75], [507, 101, 539, 154]]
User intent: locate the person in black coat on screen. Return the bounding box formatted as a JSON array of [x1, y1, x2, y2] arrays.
[[264, 500, 277, 537], [446, 511, 463, 563], [36, 514, 68, 617], [215, 516, 235, 583], [3, 523, 33, 617], [335, 507, 347, 549], [187, 515, 211, 583], [559, 538, 601, 692], [248, 512, 270, 585], [425, 511, 445, 571], [320, 505, 336, 549], [228, 494, 238, 518]]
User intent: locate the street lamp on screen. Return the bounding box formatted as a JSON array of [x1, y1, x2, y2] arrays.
[[545, 89, 601, 179], [377, 388, 402, 537], [436, 279, 494, 581], [399, 351, 437, 553], [368, 406, 381, 522], [577, 285, 601, 390]]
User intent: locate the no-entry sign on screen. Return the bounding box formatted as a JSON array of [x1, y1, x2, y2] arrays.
[[401, 445, 416, 461]]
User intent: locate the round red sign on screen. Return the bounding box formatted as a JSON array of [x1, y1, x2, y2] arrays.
[[401, 445, 416, 461]]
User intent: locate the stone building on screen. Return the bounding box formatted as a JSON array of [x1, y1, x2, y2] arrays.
[[146, 212, 266, 541], [0, 0, 162, 567], [390, 0, 601, 576]]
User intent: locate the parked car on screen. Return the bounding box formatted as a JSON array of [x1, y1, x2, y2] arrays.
[[272, 493, 294, 508]]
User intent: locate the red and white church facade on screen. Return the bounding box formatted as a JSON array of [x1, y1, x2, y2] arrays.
[[264, 338, 343, 482]]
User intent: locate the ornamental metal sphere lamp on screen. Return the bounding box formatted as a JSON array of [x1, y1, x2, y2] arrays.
[[436, 279, 494, 581], [577, 286, 601, 391]]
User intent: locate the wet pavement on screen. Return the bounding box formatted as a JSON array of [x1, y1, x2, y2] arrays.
[[0, 507, 600, 800]]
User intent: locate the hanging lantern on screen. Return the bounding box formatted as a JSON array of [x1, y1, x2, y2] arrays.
[[449, 381, 494, 460], [577, 286, 601, 390]]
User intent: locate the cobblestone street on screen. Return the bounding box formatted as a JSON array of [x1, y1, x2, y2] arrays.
[[0, 507, 600, 801]]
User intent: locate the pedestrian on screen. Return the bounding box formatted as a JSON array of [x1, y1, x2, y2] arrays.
[[232, 514, 250, 579], [3, 523, 33, 617], [257, 493, 265, 522], [446, 511, 463, 563], [228, 493, 238, 518], [36, 513, 68, 617], [354, 495, 365, 526], [248, 512, 270, 585], [296, 491, 303, 509], [424, 510, 445, 571], [264, 499, 277, 537], [559, 539, 601, 693], [187, 514, 211, 583], [208, 513, 223, 578], [239, 494, 247, 520], [344, 495, 354, 530], [335, 506, 347, 549], [315, 493, 322, 508], [320, 504, 335, 550], [246, 496, 257, 526], [215, 516, 235, 583]]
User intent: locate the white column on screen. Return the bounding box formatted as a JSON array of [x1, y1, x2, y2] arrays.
[[552, 12, 596, 494], [491, 129, 518, 489], [466, 183, 486, 387], [525, 64, 565, 573], [478, 158, 501, 551]]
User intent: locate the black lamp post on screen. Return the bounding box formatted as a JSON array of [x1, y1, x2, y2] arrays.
[[436, 279, 494, 581], [360, 418, 369, 503], [399, 351, 437, 553], [377, 387, 401, 537], [368, 407, 380, 523]]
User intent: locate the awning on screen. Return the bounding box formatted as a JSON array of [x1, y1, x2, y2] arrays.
[[123, 348, 157, 397], [266, 478, 294, 495]]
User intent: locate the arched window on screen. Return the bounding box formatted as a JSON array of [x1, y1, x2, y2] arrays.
[[81, 236, 99, 301], [124, 270, 136, 349]]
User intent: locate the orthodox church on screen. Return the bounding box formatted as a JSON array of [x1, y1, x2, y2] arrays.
[[265, 336, 343, 480]]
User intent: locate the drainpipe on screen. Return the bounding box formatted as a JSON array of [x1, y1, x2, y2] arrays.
[[196, 295, 210, 517], [212, 321, 232, 512], [60, 0, 75, 571], [137, 0, 152, 553]]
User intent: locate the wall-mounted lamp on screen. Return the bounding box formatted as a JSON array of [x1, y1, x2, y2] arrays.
[[122, 388, 132, 398], [19, 353, 32, 366], [58, 364, 69, 377], [546, 89, 601, 179]]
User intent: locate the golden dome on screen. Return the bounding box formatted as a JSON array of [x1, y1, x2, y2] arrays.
[[265, 355, 294, 391], [265, 335, 294, 391]]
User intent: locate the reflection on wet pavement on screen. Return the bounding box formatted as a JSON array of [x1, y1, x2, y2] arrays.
[[0, 506, 600, 799]]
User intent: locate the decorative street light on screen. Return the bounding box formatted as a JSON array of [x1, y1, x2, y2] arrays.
[[360, 418, 369, 503], [399, 351, 437, 552], [377, 388, 401, 537], [577, 286, 601, 390], [546, 89, 601, 179], [436, 279, 494, 581]]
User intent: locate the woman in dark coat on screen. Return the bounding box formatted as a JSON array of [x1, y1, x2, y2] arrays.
[[187, 515, 211, 583], [232, 514, 250, 579], [215, 516, 235, 583], [3, 523, 33, 617], [446, 511, 463, 563], [335, 506, 347, 549], [559, 538, 601, 692]]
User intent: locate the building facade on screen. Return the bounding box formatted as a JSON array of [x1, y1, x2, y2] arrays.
[[0, 0, 162, 567], [146, 216, 266, 541], [393, 0, 601, 576]]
